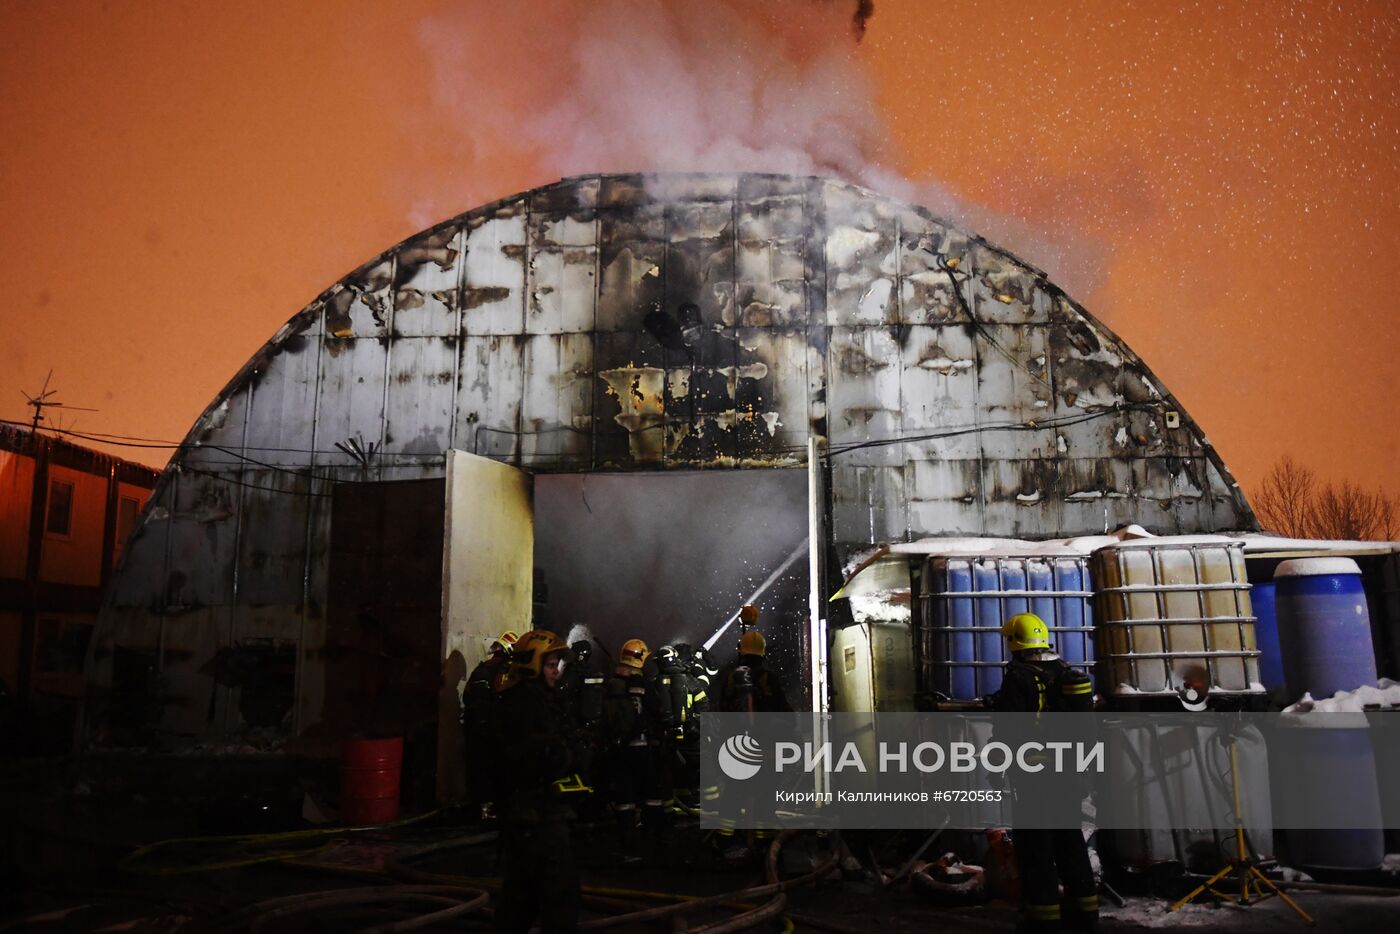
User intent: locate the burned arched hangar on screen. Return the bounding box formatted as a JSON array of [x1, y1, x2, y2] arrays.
[[86, 173, 1254, 749]]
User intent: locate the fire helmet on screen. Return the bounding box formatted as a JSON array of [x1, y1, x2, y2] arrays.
[[490, 630, 521, 655], [738, 604, 760, 627], [509, 630, 570, 678], [618, 638, 649, 673], [1002, 613, 1050, 652]]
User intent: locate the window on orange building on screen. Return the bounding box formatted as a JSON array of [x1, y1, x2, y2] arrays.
[[46, 479, 74, 537]]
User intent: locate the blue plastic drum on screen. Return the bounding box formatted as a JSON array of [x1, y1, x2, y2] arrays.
[[1250, 580, 1287, 700], [1275, 557, 1377, 701]]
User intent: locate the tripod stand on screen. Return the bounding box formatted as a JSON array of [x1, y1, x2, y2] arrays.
[[1169, 737, 1314, 925]]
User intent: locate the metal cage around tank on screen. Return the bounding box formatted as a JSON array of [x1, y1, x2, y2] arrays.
[[1092, 539, 1262, 699], [917, 554, 1096, 701]]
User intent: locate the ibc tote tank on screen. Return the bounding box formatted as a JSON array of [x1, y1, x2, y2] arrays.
[[920, 554, 1094, 701], [1092, 539, 1262, 699], [1274, 557, 1376, 701]]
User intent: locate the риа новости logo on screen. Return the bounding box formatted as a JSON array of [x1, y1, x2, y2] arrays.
[[718, 733, 764, 781]]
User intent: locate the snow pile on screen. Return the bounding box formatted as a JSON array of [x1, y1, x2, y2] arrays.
[[1102, 897, 1225, 928], [1283, 679, 1400, 713]]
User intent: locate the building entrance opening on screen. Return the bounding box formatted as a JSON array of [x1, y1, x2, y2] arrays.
[[532, 470, 811, 702]]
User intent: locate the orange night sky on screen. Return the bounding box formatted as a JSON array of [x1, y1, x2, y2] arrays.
[[2, 0, 1396, 496]]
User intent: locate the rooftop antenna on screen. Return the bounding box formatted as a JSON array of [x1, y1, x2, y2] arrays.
[[21, 370, 97, 434]]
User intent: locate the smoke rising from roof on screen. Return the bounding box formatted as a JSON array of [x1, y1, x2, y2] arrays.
[[412, 0, 1108, 300]]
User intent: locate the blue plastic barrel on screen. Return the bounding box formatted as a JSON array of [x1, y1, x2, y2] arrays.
[[1250, 580, 1287, 700], [926, 555, 1094, 700], [1275, 558, 1376, 701], [1280, 721, 1385, 871]]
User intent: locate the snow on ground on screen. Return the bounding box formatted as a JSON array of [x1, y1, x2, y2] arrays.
[[1283, 679, 1400, 713], [1103, 897, 1232, 928]]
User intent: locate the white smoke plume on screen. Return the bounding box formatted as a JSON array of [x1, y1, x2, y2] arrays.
[[412, 0, 1106, 312]]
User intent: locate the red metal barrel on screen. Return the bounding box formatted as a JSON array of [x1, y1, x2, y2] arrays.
[[341, 736, 403, 825]]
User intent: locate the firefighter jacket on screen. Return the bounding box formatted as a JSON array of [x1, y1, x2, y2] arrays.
[[494, 676, 584, 822], [719, 654, 793, 713], [601, 672, 655, 749]]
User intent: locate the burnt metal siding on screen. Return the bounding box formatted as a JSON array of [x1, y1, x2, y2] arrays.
[[87, 173, 1255, 745]]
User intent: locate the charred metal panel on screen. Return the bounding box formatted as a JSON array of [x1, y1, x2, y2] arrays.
[[831, 462, 907, 545], [187, 381, 250, 469], [162, 470, 237, 610], [976, 323, 1055, 460], [827, 326, 902, 467], [528, 207, 597, 335], [156, 606, 232, 738], [736, 328, 808, 456], [980, 458, 1065, 537], [666, 199, 734, 328], [896, 210, 970, 325], [905, 459, 983, 537], [383, 337, 457, 458], [394, 226, 463, 339], [824, 183, 899, 327], [457, 335, 525, 461], [597, 204, 666, 333], [898, 323, 981, 461], [243, 328, 321, 466], [737, 193, 807, 327], [1056, 456, 1137, 533], [233, 470, 310, 608], [327, 260, 394, 339], [316, 338, 388, 468], [462, 207, 527, 336], [969, 244, 1049, 325], [521, 333, 593, 467]]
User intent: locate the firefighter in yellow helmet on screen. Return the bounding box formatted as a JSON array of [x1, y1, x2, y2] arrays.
[[462, 631, 520, 817], [601, 638, 666, 862], [720, 628, 792, 714], [492, 629, 583, 933], [989, 613, 1098, 933]]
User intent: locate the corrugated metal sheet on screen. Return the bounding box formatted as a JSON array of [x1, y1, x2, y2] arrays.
[[88, 173, 1257, 746]]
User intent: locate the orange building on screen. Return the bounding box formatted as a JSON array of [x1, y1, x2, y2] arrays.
[[0, 424, 158, 747]]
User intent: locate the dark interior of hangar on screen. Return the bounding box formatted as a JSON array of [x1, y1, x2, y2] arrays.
[[534, 469, 809, 696]]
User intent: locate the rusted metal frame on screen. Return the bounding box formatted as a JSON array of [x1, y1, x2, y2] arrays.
[[294, 301, 329, 736]]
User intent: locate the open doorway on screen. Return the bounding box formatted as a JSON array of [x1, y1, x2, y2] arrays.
[[531, 470, 811, 705]]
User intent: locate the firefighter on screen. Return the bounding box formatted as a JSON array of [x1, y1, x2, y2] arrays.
[[715, 628, 790, 855], [601, 638, 666, 862], [657, 643, 707, 808], [462, 631, 518, 818], [492, 629, 584, 934], [719, 630, 792, 714], [989, 612, 1098, 933], [689, 645, 724, 818], [557, 639, 605, 733]]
